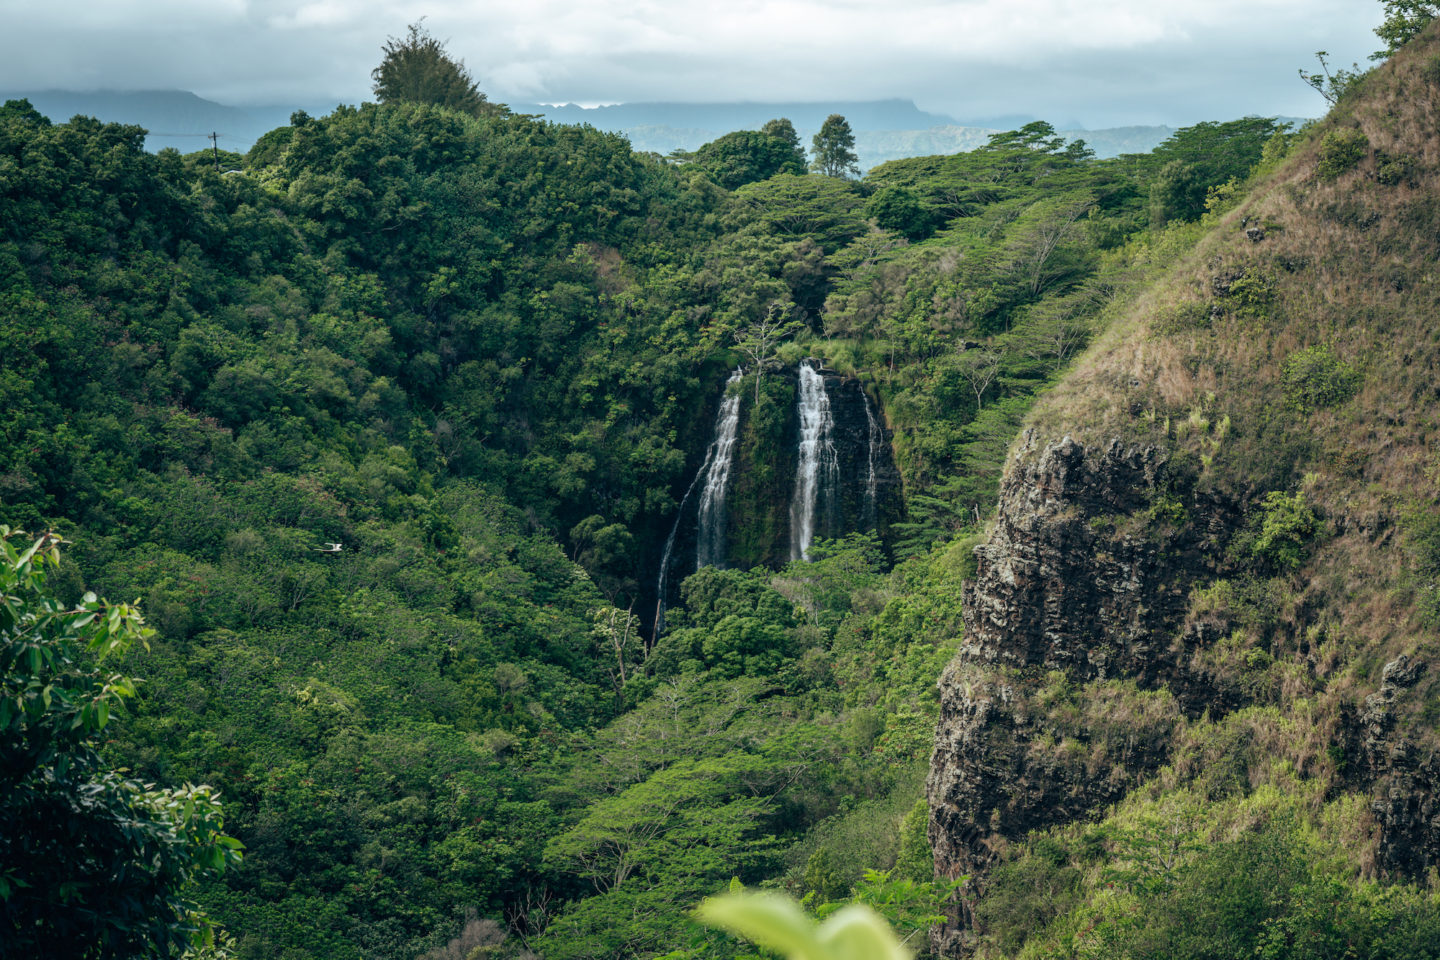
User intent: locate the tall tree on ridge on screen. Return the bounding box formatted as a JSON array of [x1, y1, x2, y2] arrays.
[[372, 20, 493, 117], [811, 114, 860, 179], [1374, 1, 1439, 56], [694, 129, 808, 189]]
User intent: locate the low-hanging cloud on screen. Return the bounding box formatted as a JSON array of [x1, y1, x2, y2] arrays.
[[0, 0, 1381, 125]]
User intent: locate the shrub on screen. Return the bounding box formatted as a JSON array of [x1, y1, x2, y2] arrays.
[[1152, 300, 1210, 334], [1281, 345, 1360, 413], [1224, 270, 1275, 319], [803, 847, 855, 902], [1423, 54, 1440, 86], [1250, 491, 1320, 572], [975, 845, 1083, 953], [893, 798, 933, 882], [1148, 494, 1190, 529], [1401, 496, 1440, 625], [1317, 128, 1369, 180], [1376, 151, 1417, 186]]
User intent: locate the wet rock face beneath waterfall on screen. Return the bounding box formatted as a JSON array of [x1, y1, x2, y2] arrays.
[[815, 371, 903, 543], [925, 431, 1236, 956], [733, 364, 903, 567]]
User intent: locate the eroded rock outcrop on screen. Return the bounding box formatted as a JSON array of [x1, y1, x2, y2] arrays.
[[926, 431, 1236, 955], [1356, 655, 1440, 876], [961, 432, 1195, 677]]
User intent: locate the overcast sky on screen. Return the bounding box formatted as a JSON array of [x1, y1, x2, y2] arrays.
[[0, 0, 1383, 127]]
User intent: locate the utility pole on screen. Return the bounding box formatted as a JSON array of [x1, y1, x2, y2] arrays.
[[208, 132, 220, 172]]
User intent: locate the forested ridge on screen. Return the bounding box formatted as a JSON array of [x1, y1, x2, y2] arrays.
[[5, 11, 1440, 958]]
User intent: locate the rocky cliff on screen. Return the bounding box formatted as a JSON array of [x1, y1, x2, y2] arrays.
[[925, 432, 1236, 952], [1354, 653, 1440, 877], [924, 25, 1440, 956], [955, 432, 1234, 679]]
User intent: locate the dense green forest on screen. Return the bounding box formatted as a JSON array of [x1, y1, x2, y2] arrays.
[[6, 8, 1440, 959]]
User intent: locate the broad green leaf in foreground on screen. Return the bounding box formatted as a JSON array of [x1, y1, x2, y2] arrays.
[[697, 891, 910, 960]]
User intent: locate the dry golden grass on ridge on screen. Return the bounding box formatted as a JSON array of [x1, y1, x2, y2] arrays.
[[1014, 23, 1440, 752]]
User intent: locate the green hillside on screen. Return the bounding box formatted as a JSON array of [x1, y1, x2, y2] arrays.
[[4, 13, 1438, 960]]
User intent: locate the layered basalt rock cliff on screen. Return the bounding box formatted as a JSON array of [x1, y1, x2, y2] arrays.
[[926, 427, 1440, 955], [958, 431, 1216, 677], [925, 431, 1238, 954], [1354, 654, 1440, 876]]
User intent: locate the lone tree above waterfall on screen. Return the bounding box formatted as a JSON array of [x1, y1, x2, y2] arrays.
[[734, 304, 805, 404], [810, 114, 860, 179]]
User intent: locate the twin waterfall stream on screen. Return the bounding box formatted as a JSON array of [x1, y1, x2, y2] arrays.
[[653, 368, 742, 634], [653, 361, 888, 634], [790, 362, 839, 562], [696, 369, 746, 568]]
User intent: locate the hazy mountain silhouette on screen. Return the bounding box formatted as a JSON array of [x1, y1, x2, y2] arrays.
[[0, 89, 332, 153], [2, 89, 1179, 166]]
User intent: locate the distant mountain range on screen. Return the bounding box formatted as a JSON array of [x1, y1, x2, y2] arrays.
[[518, 98, 960, 132], [513, 99, 1178, 168], [0, 89, 336, 154], [1, 88, 1181, 168]]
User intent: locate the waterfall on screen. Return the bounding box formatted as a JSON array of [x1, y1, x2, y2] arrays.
[[695, 368, 745, 568], [790, 361, 839, 562], [862, 390, 881, 530], [654, 367, 743, 634]]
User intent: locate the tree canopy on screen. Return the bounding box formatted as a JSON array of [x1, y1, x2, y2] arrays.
[[693, 129, 809, 190], [1374, 1, 1439, 55], [1145, 117, 1287, 224], [811, 114, 860, 179], [1, 35, 1405, 954], [371, 20, 493, 116], [760, 118, 807, 165], [0, 529, 241, 957]]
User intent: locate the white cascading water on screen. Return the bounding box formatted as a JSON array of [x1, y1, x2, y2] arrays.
[[694, 368, 745, 568], [790, 361, 839, 562], [862, 390, 881, 529], [653, 368, 743, 634]]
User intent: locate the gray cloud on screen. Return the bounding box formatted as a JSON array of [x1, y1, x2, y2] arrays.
[[0, 0, 1381, 125]]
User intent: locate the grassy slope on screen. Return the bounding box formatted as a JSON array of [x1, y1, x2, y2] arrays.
[[1032, 25, 1440, 736]]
